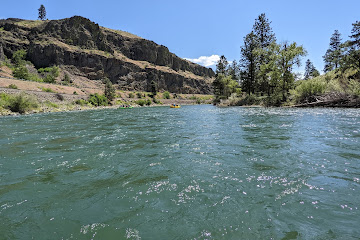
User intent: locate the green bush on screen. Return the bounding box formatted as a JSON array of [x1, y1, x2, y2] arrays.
[[163, 91, 171, 99], [135, 99, 146, 106], [73, 91, 78, 95], [44, 101, 58, 108], [28, 74, 43, 82], [8, 84, 18, 89], [89, 93, 108, 106], [75, 99, 89, 106], [349, 80, 360, 97], [38, 66, 59, 76], [43, 74, 56, 83], [0, 93, 11, 109], [136, 92, 143, 98], [135, 99, 152, 106], [128, 92, 134, 98], [13, 65, 29, 80], [12, 49, 27, 66], [63, 73, 72, 84], [41, 87, 54, 93], [8, 93, 39, 114], [293, 78, 327, 103]]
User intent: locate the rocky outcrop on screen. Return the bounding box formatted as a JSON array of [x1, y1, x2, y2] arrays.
[[0, 16, 214, 94], [0, 42, 4, 62]]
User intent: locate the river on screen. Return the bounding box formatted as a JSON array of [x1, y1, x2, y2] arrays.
[[1, 105, 359, 239]]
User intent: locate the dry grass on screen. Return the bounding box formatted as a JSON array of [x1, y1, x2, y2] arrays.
[[101, 27, 142, 39], [15, 20, 47, 28]]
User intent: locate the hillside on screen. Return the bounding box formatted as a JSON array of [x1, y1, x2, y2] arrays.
[[0, 16, 214, 94]]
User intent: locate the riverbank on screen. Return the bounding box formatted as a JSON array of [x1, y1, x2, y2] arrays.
[[0, 87, 213, 116]]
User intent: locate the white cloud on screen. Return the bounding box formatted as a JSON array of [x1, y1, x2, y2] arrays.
[[184, 55, 220, 67]]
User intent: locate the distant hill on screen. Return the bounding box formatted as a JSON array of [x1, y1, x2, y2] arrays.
[[0, 16, 214, 94]]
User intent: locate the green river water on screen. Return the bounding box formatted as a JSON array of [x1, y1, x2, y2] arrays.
[[0, 105, 359, 239]]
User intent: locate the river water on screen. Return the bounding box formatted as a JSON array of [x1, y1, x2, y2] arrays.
[[0, 105, 359, 239]]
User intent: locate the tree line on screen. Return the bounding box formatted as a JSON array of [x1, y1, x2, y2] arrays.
[[213, 13, 360, 106], [323, 23, 360, 76]]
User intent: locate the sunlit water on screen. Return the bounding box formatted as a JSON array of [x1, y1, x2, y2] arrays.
[[1, 105, 360, 239]]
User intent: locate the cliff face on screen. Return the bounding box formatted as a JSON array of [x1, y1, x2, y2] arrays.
[[0, 16, 214, 94]]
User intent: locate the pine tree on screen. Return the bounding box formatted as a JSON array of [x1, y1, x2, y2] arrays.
[[349, 21, 360, 48], [323, 30, 342, 72], [340, 21, 360, 75], [304, 59, 320, 80], [227, 60, 239, 81], [215, 55, 228, 75], [103, 78, 116, 102], [253, 13, 276, 50], [38, 5, 46, 21], [239, 32, 258, 94], [253, 13, 276, 94], [213, 56, 228, 99]]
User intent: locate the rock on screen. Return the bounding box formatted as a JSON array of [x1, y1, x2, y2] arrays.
[[0, 41, 4, 61], [0, 16, 214, 94]]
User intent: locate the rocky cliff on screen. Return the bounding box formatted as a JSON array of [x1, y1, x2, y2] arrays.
[[0, 16, 214, 94]]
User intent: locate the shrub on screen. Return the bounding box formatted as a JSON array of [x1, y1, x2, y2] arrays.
[[41, 87, 54, 93], [293, 78, 327, 103], [88, 93, 108, 106], [75, 99, 89, 106], [8, 93, 39, 114], [73, 91, 78, 95], [63, 73, 72, 84], [135, 99, 146, 106], [136, 92, 143, 98], [43, 74, 55, 83], [0, 93, 11, 109], [128, 92, 134, 98], [12, 49, 27, 66], [349, 79, 360, 97], [163, 91, 170, 99], [135, 99, 152, 106], [28, 74, 43, 82], [13, 65, 29, 80], [44, 101, 58, 108], [8, 84, 18, 89], [55, 93, 64, 101], [103, 78, 115, 102]]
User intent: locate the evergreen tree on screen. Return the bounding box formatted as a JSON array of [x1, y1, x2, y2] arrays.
[[304, 59, 320, 80], [253, 13, 276, 94], [103, 78, 116, 102], [38, 5, 46, 20], [227, 60, 239, 81], [349, 21, 360, 48], [323, 30, 342, 72], [150, 80, 157, 97], [239, 32, 258, 94], [253, 13, 276, 50], [342, 21, 360, 74], [215, 55, 228, 75]]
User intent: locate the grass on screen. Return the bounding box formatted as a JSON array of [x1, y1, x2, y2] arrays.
[[15, 20, 47, 28], [44, 101, 59, 108], [101, 27, 142, 39], [41, 87, 55, 93]]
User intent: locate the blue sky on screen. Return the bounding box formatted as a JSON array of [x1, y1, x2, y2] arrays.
[[2, 0, 359, 73]]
